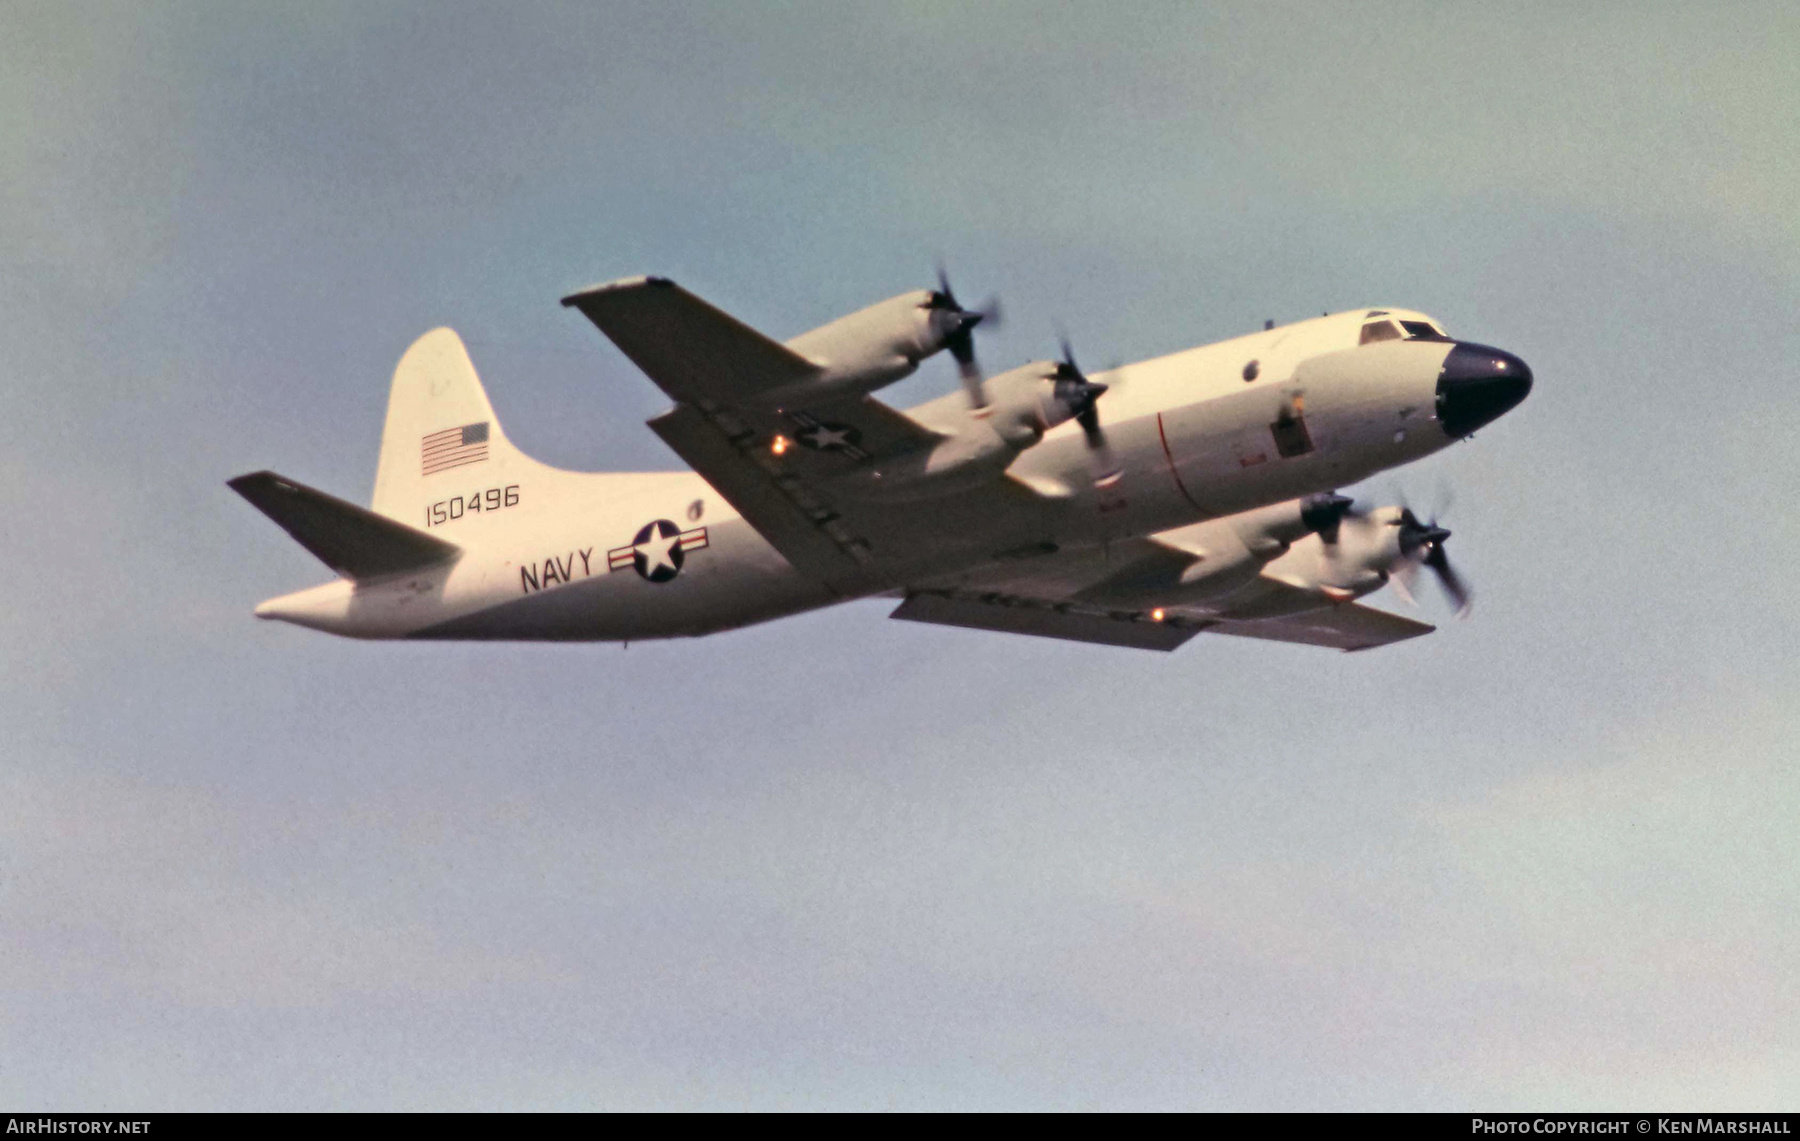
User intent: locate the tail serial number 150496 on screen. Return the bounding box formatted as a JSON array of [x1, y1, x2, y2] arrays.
[[427, 485, 520, 527]]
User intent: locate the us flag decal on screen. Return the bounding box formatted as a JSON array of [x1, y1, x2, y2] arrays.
[[422, 422, 490, 476]]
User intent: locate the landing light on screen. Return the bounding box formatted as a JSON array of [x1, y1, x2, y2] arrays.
[[1151, 608, 1166, 623], [771, 435, 790, 456]]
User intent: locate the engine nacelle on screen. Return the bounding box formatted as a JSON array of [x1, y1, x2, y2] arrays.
[[1075, 499, 1408, 615], [821, 359, 1097, 504], [1225, 508, 1409, 618], [979, 360, 1092, 448], [763, 290, 970, 407], [1075, 503, 1313, 611]]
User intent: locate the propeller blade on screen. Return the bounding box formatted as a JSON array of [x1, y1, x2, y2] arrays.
[[1392, 491, 1473, 617], [1050, 334, 1121, 485], [934, 267, 997, 411], [935, 265, 958, 310], [955, 352, 988, 410], [1424, 544, 1472, 618], [1431, 480, 1455, 524], [1083, 412, 1122, 487], [1389, 557, 1421, 607]]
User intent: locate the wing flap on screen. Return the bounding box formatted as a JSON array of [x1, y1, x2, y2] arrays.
[[229, 471, 460, 581], [561, 276, 820, 405], [648, 404, 870, 584]]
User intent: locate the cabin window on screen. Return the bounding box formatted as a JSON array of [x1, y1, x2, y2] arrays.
[[1242, 359, 1260, 381], [1360, 320, 1402, 345]]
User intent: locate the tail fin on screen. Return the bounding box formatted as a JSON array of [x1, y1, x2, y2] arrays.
[[370, 328, 530, 524], [229, 471, 460, 580]]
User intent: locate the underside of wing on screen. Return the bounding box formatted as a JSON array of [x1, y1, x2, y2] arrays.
[[889, 573, 1434, 653], [898, 525, 1444, 652], [561, 276, 820, 406], [1198, 603, 1434, 651], [649, 402, 1036, 593], [890, 590, 1201, 652]]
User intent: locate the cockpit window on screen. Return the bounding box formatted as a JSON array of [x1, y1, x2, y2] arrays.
[[1363, 318, 1452, 346]]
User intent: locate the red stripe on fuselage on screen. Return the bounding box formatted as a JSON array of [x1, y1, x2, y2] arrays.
[[1155, 411, 1205, 513]]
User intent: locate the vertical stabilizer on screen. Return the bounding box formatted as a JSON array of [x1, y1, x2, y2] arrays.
[[371, 328, 527, 524]]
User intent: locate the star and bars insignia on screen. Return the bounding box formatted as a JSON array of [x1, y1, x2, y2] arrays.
[[607, 519, 709, 583], [787, 412, 869, 461]]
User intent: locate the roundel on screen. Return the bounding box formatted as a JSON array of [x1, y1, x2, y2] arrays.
[[796, 421, 862, 451], [632, 518, 685, 583]]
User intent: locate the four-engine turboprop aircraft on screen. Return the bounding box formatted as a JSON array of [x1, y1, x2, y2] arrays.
[[231, 275, 1531, 652]]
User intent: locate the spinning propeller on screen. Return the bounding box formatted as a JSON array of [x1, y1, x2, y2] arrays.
[[1391, 494, 1472, 618], [1052, 337, 1121, 487], [1305, 487, 1472, 617], [925, 267, 1002, 410]]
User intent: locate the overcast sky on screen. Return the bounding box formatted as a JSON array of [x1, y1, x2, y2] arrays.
[[5, 1, 1797, 1110]]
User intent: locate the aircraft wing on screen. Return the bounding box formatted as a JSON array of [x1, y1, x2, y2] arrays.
[[1198, 604, 1434, 652], [890, 590, 1201, 652], [567, 277, 1039, 592], [561, 276, 822, 406], [642, 397, 1040, 591], [889, 587, 1432, 653]]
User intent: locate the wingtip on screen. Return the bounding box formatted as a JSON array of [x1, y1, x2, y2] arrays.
[[227, 470, 300, 498], [560, 275, 676, 308]]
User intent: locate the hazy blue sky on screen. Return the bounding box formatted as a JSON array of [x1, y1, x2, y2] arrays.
[[5, 1, 1797, 1110]]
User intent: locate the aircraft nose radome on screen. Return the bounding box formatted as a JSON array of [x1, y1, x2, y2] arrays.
[[1436, 342, 1533, 438]]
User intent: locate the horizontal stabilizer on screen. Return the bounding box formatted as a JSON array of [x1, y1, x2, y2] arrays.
[[229, 471, 460, 580]]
